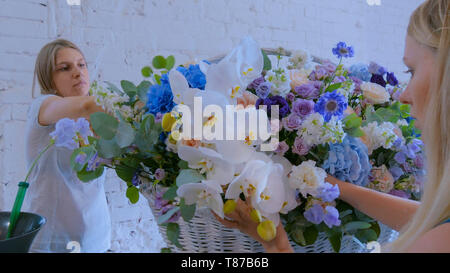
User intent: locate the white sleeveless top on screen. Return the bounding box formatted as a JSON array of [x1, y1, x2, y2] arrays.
[[23, 94, 111, 253]]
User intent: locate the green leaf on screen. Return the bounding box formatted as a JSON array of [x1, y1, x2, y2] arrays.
[[77, 164, 105, 182], [371, 221, 381, 237], [344, 221, 372, 232], [121, 80, 138, 98], [160, 247, 171, 253], [104, 81, 124, 95], [176, 169, 204, 187], [158, 206, 180, 225], [141, 66, 153, 78], [97, 138, 122, 159], [154, 74, 162, 85], [262, 50, 272, 71], [115, 165, 135, 183], [355, 229, 378, 244], [290, 228, 306, 246], [328, 232, 342, 253], [343, 113, 362, 129], [166, 222, 182, 248], [180, 198, 196, 222], [90, 112, 119, 140], [339, 209, 353, 219], [165, 55, 175, 70], [163, 185, 178, 201], [303, 225, 319, 245], [346, 127, 365, 138], [177, 160, 189, 169], [114, 122, 135, 148], [137, 80, 151, 104], [70, 146, 96, 172], [152, 56, 167, 69], [126, 186, 140, 204], [325, 82, 343, 93], [375, 108, 399, 123]]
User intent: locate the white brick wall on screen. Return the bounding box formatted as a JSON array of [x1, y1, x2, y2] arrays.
[[0, 0, 424, 252]]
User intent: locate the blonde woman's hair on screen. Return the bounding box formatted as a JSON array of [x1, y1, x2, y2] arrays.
[[388, 0, 450, 252], [32, 39, 85, 98]]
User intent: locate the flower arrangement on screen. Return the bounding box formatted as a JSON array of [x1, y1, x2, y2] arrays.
[[70, 37, 424, 252]]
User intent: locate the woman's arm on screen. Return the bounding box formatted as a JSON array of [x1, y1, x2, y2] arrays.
[[38, 96, 104, 126], [406, 223, 450, 253], [326, 175, 420, 231]]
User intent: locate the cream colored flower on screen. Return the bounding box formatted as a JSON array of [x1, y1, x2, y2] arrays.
[[368, 165, 394, 193], [361, 82, 390, 104], [289, 69, 310, 89], [288, 160, 327, 197]]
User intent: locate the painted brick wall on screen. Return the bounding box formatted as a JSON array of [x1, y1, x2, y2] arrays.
[[0, 0, 424, 252]]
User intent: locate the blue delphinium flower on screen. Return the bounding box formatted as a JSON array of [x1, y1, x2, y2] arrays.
[[176, 64, 206, 90], [146, 80, 176, 116], [349, 63, 371, 82], [332, 42, 354, 58], [322, 136, 372, 187], [314, 90, 348, 122], [323, 206, 341, 228], [317, 182, 340, 202], [386, 72, 399, 86], [304, 204, 324, 224], [50, 118, 78, 149]]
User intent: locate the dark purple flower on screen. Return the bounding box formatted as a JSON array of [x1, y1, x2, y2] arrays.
[[386, 72, 399, 86], [332, 42, 355, 58], [256, 95, 290, 118], [247, 76, 265, 90], [294, 81, 321, 99], [292, 99, 315, 118], [131, 173, 141, 186], [255, 81, 272, 99], [370, 74, 387, 87], [282, 114, 303, 131]]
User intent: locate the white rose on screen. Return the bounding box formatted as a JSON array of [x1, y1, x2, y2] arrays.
[[361, 82, 390, 104], [288, 160, 326, 197]]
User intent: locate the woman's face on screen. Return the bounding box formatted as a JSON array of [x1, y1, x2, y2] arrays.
[[399, 35, 436, 130], [52, 47, 90, 97]]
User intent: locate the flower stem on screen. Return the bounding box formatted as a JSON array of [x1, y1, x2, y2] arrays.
[[24, 140, 55, 182]]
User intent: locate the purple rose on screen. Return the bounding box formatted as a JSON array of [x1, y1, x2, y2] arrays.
[[155, 168, 166, 180], [256, 81, 272, 99], [274, 141, 289, 156], [292, 136, 310, 156], [292, 98, 315, 117], [247, 76, 265, 90], [294, 81, 321, 99], [282, 114, 303, 131], [285, 92, 296, 102], [309, 67, 329, 81]]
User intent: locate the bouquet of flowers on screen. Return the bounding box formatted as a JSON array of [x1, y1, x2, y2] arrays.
[[69, 37, 424, 252]]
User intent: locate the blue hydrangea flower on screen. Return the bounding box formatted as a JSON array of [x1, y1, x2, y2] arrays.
[[323, 206, 341, 228], [146, 81, 176, 116], [176, 64, 206, 90], [322, 136, 371, 187], [314, 90, 348, 122], [349, 63, 371, 82], [332, 42, 354, 58], [304, 204, 325, 224]]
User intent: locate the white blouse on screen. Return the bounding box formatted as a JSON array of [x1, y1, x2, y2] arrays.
[[22, 94, 111, 253]]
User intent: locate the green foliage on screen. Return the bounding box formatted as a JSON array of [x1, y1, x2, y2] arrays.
[[126, 186, 139, 204], [141, 66, 153, 78], [180, 198, 196, 222], [176, 169, 204, 187], [152, 56, 167, 69], [165, 223, 182, 249], [120, 80, 138, 99], [77, 164, 105, 182], [90, 112, 119, 140], [262, 50, 272, 71], [157, 206, 180, 225]]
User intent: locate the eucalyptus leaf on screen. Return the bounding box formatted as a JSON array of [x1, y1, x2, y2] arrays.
[[344, 221, 372, 232], [166, 222, 182, 248], [137, 80, 152, 104], [104, 81, 124, 95], [163, 185, 178, 201], [141, 66, 153, 78], [97, 138, 122, 158], [180, 198, 196, 222], [262, 50, 272, 71], [328, 232, 342, 253], [77, 164, 104, 182], [176, 169, 204, 187], [90, 112, 119, 140], [165, 55, 175, 70], [70, 146, 96, 172], [121, 80, 138, 98], [355, 229, 378, 243], [152, 56, 167, 69], [157, 206, 180, 224], [115, 122, 136, 148]]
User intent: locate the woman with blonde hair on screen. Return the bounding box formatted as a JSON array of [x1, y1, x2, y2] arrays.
[[24, 39, 111, 253], [215, 0, 450, 253]]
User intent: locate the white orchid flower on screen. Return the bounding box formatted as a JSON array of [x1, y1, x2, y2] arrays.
[[225, 160, 287, 226], [177, 143, 236, 185], [271, 155, 299, 214], [176, 179, 224, 218], [205, 36, 263, 102]]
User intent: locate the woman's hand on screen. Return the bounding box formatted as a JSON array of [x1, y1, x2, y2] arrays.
[[211, 197, 294, 253]]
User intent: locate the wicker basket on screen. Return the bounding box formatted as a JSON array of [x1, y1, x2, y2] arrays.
[[141, 184, 398, 253]]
